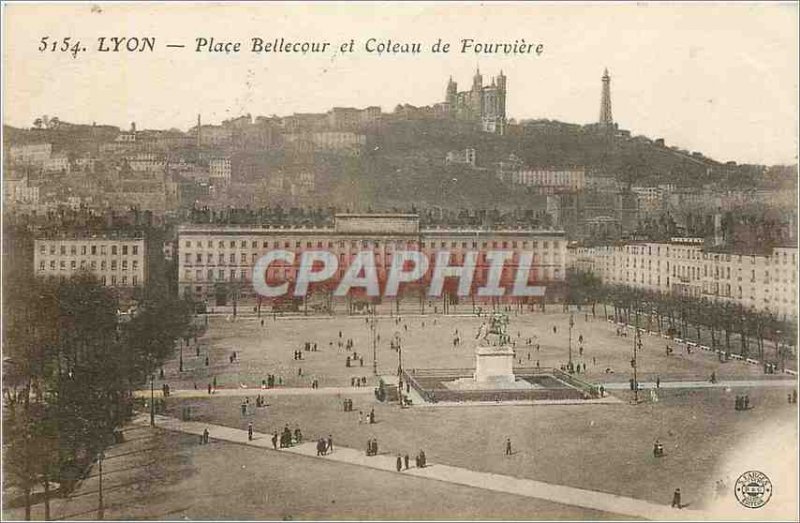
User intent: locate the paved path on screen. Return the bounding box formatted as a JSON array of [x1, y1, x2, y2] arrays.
[[603, 379, 796, 391], [134, 386, 375, 399], [135, 414, 708, 520]]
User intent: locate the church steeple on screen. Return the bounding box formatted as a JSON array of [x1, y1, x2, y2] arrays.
[[472, 67, 483, 91]]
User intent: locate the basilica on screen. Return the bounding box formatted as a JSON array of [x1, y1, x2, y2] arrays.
[[443, 69, 507, 135]]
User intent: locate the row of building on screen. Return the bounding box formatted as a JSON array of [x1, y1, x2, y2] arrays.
[[570, 238, 798, 320], [25, 216, 799, 320]]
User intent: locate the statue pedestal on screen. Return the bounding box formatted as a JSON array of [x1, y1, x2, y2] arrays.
[[474, 345, 516, 384]]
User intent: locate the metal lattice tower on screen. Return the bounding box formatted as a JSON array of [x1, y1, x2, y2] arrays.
[[599, 68, 613, 126]]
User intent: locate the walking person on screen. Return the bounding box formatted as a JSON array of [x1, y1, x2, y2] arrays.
[[327, 434, 334, 454], [272, 431, 278, 450], [248, 422, 253, 441], [396, 455, 403, 472], [505, 437, 512, 456], [404, 454, 410, 470], [671, 488, 682, 508]]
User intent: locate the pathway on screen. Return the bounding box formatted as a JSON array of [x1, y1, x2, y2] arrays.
[[603, 379, 797, 391], [134, 414, 709, 521], [134, 385, 375, 399]]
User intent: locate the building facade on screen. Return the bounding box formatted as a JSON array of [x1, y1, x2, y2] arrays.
[[499, 167, 586, 194], [570, 239, 798, 319], [34, 237, 147, 288], [177, 214, 566, 304], [444, 69, 507, 134]]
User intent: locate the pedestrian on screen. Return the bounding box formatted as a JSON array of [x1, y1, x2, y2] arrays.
[[404, 454, 410, 470], [203, 428, 209, 444], [396, 455, 403, 472], [671, 488, 682, 508], [272, 431, 278, 450], [208, 383, 212, 395], [656, 376, 661, 389], [358, 410, 363, 424], [213, 376, 217, 389], [248, 422, 253, 441], [327, 434, 334, 453], [419, 449, 426, 467], [505, 438, 512, 456]]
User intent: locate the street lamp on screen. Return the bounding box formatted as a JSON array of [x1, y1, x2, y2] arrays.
[[97, 450, 105, 520], [371, 306, 378, 376], [568, 312, 574, 372], [631, 310, 641, 404], [150, 373, 155, 427]]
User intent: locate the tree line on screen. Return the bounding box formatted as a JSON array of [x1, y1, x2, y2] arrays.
[[566, 270, 796, 367], [3, 271, 192, 519]]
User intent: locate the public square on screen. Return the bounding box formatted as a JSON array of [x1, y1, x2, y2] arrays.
[[44, 308, 796, 520]]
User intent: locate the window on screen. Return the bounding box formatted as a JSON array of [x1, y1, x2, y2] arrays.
[[60, 246, 66, 255], [91, 245, 97, 255], [121, 276, 127, 285], [208, 241, 213, 248], [185, 253, 191, 263], [132, 245, 139, 255], [230, 241, 235, 248], [50, 245, 55, 255], [132, 276, 138, 286], [80, 260, 86, 269], [50, 261, 55, 270], [60, 261, 65, 270], [39, 261, 45, 270], [230, 269, 236, 280], [122, 260, 128, 271], [186, 241, 193, 248], [196, 253, 202, 263], [39, 244, 46, 254], [219, 241, 225, 248], [70, 261, 76, 270], [252, 241, 258, 248], [122, 245, 128, 255], [230, 253, 236, 263], [111, 245, 117, 255], [241, 241, 246, 248], [70, 246, 77, 255], [101, 261, 107, 270], [111, 260, 117, 270], [219, 253, 224, 264], [91, 261, 97, 269], [111, 275, 117, 285], [101, 245, 107, 255]]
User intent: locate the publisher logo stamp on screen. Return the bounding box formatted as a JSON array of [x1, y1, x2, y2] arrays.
[[735, 470, 772, 509]]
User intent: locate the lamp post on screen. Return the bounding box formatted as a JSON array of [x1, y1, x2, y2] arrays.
[[97, 450, 105, 520], [150, 373, 155, 427], [632, 311, 641, 404], [371, 306, 378, 376], [397, 338, 406, 408], [568, 312, 574, 372]]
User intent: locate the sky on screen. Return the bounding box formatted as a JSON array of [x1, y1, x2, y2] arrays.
[[3, 2, 798, 165]]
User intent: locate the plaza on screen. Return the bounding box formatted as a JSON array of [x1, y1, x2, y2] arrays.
[[103, 309, 795, 519]]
